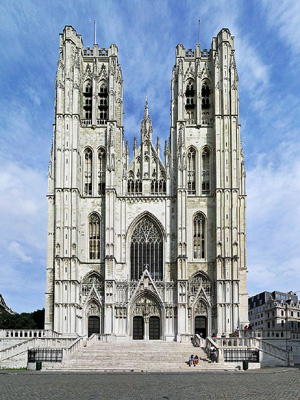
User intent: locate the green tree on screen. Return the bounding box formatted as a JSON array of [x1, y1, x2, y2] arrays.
[[0, 309, 45, 329]]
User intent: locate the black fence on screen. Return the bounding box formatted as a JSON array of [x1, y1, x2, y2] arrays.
[[223, 349, 259, 362], [28, 348, 63, 363]]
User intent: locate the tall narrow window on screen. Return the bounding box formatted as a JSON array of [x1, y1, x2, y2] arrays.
[[187, 148, 196, 194], [83, 82, 92, 120], [185, 80, 196, 123], [89, 213, 100, 259], [98, 148, 106, 195], [202, 82, 210, 109], [98, 84, 108, 124], [131, 217, 163, 280], [202, 148, 210, 194], [84, 148, 93, 196], [194, 213, 205, 259]]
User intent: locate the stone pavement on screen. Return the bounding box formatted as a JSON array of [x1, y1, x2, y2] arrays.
[[0, 368, 300, 400]]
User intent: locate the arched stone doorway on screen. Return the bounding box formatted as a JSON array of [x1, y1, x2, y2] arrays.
[[131, 291, 162, 340], [86, 302, 102, 337], [189, 271, 211, 338], [81, 271, 104, 337]]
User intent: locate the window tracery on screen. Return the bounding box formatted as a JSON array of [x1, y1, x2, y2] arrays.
[[187, 148, 196, 194], [82, 273, 104, 297], [130, 218, 163, 280], [202, 82, 210, 109], [84, 148, 93, 196], [185, 79, 196, 122], [98, 83, 108, 124], [89, 213, 100, 259], [202, 148, 210, 194], [189, 272, 211, 297], [193, 212, 205, 259], [83, 82, 92, 120], [98, 148, 106, 195], [128, 177, 142, 194]]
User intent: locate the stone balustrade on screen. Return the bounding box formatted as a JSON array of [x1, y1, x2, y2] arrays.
[[0, 329, 60, 339]]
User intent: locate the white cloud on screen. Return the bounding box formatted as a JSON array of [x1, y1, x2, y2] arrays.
[[261, 0, 300, 55], [8, 241, 33, 263], [247, 143, 300, 294]]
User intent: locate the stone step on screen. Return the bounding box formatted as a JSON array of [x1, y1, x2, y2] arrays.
[[44, 341, 232, 372]]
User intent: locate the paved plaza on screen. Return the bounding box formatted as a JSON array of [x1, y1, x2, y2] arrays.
[[0, 369, 300, 400]]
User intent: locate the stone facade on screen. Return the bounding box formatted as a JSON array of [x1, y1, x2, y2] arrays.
[[0, 294, 15, 314], [45, 26, 248, 340], [249, 291, 300, 331]]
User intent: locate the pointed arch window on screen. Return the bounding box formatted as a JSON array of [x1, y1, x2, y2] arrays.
[[202, 82, 210, 109], [185, 80, 195, 107], [98, 83, 108, 124], [83, 82, 92, 120], [202, 148, 210, 194], [193, 213, 205, 259], [89, 214, 100, 259], [84, 148, 93, 196], [98, 148, 106, 195], [187, 148, 196, 194], [131, 217, 163, 280], [185, 80, 196, 123]]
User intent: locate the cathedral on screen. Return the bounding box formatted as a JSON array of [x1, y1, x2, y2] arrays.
[[45, 26, 248, 341]]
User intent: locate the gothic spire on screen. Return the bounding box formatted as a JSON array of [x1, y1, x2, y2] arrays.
[[141, 97, 153, 143]]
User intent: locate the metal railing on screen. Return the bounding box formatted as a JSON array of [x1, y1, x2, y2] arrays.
[[28, 348, 63, 363]]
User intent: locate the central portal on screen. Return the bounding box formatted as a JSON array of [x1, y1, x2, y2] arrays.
[[133, 316, 144, 340], [149, 316, 160, 340]]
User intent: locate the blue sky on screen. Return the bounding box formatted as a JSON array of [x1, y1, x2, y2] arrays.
[[1, 0, 300, 313]]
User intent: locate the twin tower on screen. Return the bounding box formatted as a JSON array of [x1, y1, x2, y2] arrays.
[[45, 26, 248, 340]]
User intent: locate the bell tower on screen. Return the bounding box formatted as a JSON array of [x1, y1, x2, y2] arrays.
[[169, 28, 248, 335]]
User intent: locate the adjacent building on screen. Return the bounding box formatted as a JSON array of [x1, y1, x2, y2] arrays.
[[45, 26, 248, 340], [249, 291, 300, 331]]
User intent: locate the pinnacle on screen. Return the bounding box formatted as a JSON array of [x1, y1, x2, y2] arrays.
[[144, 96, 149, 119]]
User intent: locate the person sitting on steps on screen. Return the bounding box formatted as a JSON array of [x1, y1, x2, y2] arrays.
[[194, 355, 199, 366], [188, 354, 194, 366]]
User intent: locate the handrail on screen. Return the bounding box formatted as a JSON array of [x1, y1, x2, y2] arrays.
[[205, 336, 223, 362], [62, 338, 84, 361]]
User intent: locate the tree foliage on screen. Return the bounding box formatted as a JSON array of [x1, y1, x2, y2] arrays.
[[0, 309, 45, 329]]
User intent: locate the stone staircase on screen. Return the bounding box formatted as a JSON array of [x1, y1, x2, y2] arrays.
[[45, 340, 233, 372]]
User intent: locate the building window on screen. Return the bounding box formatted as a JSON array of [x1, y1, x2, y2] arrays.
[[187, 147, 196, 194], [281, 310, 284, 316], [151, 179, 166, 194], [98, 84, 108, 124], [84, 148, 93, 196], [193, 212, 205, 259], [202, 82, 210, 109], [89, 213, 100, 259], [128, 179, 142, 194], [83, 82, 92, 120], [130, 217, 163, 281], [98, 148, 106, 195], [185, 80, 195, 122], [291, 311, 294, 317], [201, 148, 210, 194]]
